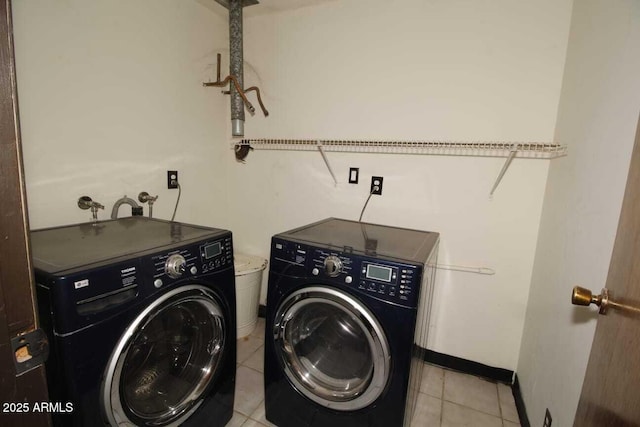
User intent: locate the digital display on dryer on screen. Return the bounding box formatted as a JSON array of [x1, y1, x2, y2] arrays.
[[366, 264, 392, 282], [204, 242, 222, 259]]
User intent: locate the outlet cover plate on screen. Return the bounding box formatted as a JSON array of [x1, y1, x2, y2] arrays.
[[371, 176, 383, 195], [167, 171, 178, 189]]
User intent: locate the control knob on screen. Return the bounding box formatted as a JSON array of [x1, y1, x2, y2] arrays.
[[165, 254, 187, 279], [323, 256, 343, 277]]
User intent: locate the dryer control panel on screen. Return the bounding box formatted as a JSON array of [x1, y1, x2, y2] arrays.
[[358, 262, 420, 303], [271, 238, 422, 307], [309, 250, 419, 305]]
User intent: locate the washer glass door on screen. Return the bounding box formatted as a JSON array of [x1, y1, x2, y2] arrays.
[[274, 286, 390, 411], [103, 285, 226, 427]]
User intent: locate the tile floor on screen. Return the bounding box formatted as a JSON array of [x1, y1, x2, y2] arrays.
[[232, 318, 521, 427]]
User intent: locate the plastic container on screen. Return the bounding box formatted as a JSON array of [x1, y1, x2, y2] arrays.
[[234, 253, 268, 338]]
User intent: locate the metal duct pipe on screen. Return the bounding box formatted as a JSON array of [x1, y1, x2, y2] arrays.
[[229, 0, 244, 137]]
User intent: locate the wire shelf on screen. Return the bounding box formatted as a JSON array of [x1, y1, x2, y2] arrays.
[[234, 139, 567, 159]]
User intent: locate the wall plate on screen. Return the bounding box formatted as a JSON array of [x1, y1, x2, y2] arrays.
[[371, 176, 383, 195], [349, 168, 359, 184], [167, 171, 178, 189]]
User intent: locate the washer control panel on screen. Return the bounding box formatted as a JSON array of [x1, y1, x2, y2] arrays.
[[199, 236, 233, 273], [164, 254, 187, 278], [150, 235, 232, 287]]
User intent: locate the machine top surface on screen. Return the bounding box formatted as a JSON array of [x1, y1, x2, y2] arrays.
[[31, 217, 228, 273], [275, 218, 439, 263]]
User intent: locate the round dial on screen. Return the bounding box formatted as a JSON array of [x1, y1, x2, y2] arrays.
[[323, 256, 343, 277], [165, 254, 187, 279]]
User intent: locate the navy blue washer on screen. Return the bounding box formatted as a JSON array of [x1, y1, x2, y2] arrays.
[[31, 217, 236, 426], [264, 218, 439, 427]]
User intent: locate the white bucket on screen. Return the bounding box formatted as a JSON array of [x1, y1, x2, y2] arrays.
[[234, 253, 268, 339]]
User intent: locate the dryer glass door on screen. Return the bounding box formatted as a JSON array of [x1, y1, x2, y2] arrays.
[[103, 285, 226, 426], [274, 286, 390, 411]]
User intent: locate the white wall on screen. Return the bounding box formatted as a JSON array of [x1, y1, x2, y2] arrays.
[[13, 0, 230, 230], [517, 1, 640, 425], [227, 0, 572, 370]]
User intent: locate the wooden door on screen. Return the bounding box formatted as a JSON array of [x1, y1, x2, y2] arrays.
[[573, 115, 640, 426], [0, 0, 50, 425]]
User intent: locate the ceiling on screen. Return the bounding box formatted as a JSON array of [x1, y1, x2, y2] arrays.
[[196, 0, 338, 19]]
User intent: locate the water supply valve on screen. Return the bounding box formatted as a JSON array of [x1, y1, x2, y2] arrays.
[[77, 196, 104, 222]]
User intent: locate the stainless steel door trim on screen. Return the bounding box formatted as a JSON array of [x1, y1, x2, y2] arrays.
[[273, 286, 391, 411], [102, 285, 225, 427], [282, 298, 375, 397]]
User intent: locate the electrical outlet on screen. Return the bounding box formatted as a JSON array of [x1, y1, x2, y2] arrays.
[[543, 408, 552, 427], [167, 171, 179, 189], [349, 167, 359, 184], [371, 176, 383, 195]]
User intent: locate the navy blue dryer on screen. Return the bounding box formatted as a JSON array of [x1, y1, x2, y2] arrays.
[[31, 217, 236, 427], [264, 218, 439, 427]]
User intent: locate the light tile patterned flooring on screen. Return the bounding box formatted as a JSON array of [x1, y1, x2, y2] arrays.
[[233, 318, 521, 427]]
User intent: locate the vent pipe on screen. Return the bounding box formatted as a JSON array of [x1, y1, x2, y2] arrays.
[[213, 0, 259, 137], [229, 0, 245, 136]]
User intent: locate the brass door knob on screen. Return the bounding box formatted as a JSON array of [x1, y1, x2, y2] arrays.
[[572, 286, 609, 315]]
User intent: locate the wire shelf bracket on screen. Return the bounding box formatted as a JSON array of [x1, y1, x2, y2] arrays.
[[316, 141, 338, 186], [489, 146, 519, 197]]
